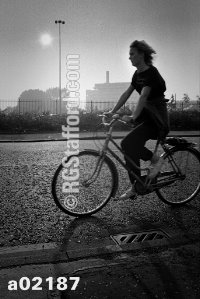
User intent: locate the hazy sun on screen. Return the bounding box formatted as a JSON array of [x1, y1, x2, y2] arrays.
[[39, 33, 53, 47]]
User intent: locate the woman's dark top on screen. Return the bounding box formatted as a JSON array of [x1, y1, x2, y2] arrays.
[[131, 65, 166, 101], [131, 66, 169, 139]]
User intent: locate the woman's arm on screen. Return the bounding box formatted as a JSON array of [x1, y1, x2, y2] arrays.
[[132, 86, 151, 120], [111, 84, 134, 114]]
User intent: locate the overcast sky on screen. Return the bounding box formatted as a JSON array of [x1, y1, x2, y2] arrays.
[[0, 0, 199, 104]]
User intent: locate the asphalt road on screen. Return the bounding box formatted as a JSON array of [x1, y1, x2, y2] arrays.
[[0, 137, 200, 249]]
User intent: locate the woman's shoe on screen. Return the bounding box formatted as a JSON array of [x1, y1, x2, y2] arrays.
[[118, 185, 137, 200], [148, 155, 164, 179]]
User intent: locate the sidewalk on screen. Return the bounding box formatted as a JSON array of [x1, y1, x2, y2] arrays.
[[0, 233, 199, 299]]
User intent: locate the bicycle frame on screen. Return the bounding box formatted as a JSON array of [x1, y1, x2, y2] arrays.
[[97, 119, 158, 189], [87, 115, 184, 191]]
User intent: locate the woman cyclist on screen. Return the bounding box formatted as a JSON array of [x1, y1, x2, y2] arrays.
[[105, 40, 169, 200]]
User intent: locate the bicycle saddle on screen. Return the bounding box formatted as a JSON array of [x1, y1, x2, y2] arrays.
[[164, 137, 190, 146]]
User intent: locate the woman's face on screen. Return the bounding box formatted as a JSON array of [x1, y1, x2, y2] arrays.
[[129, 47, 144, 67]]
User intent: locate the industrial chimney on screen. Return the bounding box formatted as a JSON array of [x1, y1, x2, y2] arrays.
[[106, 71, 109, 83]]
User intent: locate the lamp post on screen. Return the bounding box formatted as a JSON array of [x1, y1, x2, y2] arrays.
[[55, 20, 65, 115]]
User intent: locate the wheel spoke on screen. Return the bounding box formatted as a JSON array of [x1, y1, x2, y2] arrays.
[[52, 150, 117, 216], [156, 148, 200, 205]]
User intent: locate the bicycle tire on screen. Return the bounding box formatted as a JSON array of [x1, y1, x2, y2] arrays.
[[52, 149, 119, 217], [155, 146, 200, 205]]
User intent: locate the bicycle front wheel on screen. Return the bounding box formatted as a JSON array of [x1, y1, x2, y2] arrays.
[[52, 150, 118, 217], [156, 147, 200, 205]]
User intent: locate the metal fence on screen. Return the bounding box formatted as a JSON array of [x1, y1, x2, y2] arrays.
[[0, 99, 200, 115], [85, 100, 200, 113], [0, 99, 64, 115]]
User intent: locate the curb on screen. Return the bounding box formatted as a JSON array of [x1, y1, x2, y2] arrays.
[[1, 242, 199, 299], [0, 229, 199, 269], [0, 133, 199, 143], [0, 136, 123, 143]]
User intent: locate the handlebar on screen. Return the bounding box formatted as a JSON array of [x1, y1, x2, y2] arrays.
[[98, 113, 132, 127]]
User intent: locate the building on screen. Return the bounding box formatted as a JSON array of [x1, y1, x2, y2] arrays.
[[86, 71, 138, 112]]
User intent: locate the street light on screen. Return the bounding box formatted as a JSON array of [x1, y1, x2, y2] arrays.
[[55, 20, 65, 115]]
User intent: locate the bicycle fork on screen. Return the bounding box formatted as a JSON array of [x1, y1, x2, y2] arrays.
[[82, 154, 106, 187]]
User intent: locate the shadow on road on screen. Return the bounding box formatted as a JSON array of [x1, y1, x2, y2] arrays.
[[48, 215, 199, 298]]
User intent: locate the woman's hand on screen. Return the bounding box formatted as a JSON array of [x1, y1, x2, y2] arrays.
[[103, 110, 114, 118], [121, 115, 135, 123]]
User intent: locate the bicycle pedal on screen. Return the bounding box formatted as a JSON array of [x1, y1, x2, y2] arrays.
[[134, 175, 155, 195]]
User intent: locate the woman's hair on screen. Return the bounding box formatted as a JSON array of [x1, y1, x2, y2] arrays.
[[130, 40, 156, 65]]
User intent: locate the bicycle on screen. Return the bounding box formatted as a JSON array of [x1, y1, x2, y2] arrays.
[[52, 114, 200, 217]]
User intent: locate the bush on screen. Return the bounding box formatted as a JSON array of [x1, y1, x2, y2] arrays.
[[169, 110, 200, 131], [0, 110, 199, 133]]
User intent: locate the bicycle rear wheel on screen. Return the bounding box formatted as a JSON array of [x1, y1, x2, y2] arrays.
[[52, 150, 118, 217], [156, 147, 200, 205]]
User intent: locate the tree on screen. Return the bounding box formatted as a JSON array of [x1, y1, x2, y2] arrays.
[[182, 93, 190, 107], [17, 87, 71, 115], [197, 95, 200, 111], [18, 89, 50, 114], [168, 94, 176, 110]]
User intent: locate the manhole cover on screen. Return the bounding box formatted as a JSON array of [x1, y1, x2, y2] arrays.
[[111, 230, 170, 245]]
